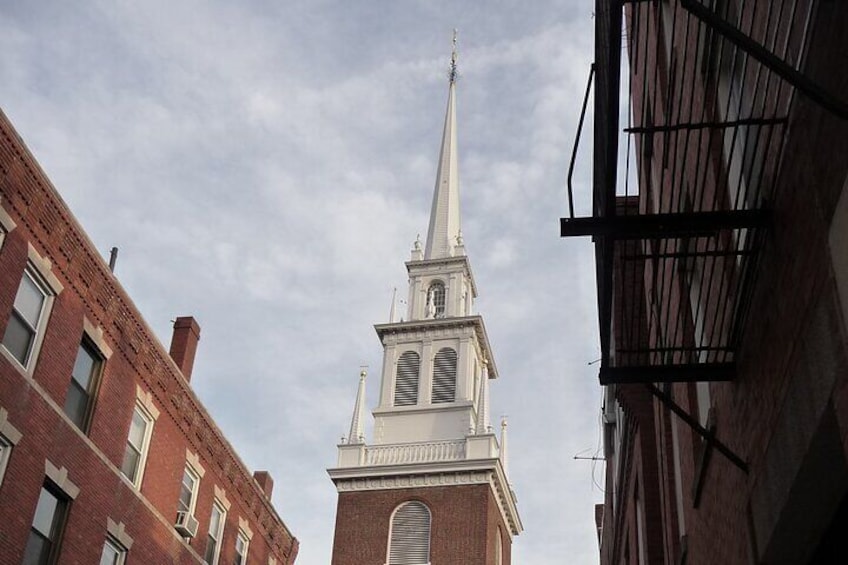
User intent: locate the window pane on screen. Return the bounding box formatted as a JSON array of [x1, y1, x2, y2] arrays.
[[71, 343, 98, 390], [14, 274, 45, 327], [63, 382, 89, 429], [2, 312, 33, 364], [178, 469, 196, 512], [128, 410, 147, 448], [31, 488, 59, 537], [204, 537, 217, 563], [22, 531, 50, 565], [100, 540, 121, 565], [121, 445, 140, 481]]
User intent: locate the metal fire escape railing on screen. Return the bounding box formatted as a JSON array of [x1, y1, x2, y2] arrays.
[[563, 0, 846, 385]]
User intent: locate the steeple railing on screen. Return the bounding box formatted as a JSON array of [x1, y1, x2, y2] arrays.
[[365, 440, 466, 466]]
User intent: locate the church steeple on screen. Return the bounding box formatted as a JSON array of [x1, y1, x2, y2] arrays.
[[424, 30, 462, 260], [328, 36, 521, 565]]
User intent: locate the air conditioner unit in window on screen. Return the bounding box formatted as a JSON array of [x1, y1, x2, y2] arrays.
[[175, 510, 199, 538]]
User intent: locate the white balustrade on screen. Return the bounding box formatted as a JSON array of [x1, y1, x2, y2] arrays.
[[365, 440, 466, 466]]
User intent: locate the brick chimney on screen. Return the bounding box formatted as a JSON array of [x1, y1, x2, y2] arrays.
[[169, 316, 201, 381], [253, 471, 274, 499]]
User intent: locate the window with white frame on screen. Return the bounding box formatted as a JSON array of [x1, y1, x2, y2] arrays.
[[2, 269, 52, 369], [0, 435, 11, 487], [120, 404, 154, 488], [426, 282, 446, 318], [99, 537, 126, 565], [177, 465, 200, 518], [204, 500, 226, 565], [235, 529, 250, 565], [387, 501, 431, 565], [63, 340, 103, 432], [495, 528, 503, 565]]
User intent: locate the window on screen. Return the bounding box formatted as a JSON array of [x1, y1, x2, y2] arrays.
[[121, 404, 154, 488], [426, 282, 446, 318], [177, 466, 200, 518], [2, 269, 50, 368], [431, 347, 457, 404], [63, 340, 102, 431], [235, 530, 250, 565], [394, 351, 420, 407], [0, 435, 11, 487], [388, 501, 430, 565], [22, 484, 69, 564], [99, 538, 126, 565], [204, 501, 226, 565]]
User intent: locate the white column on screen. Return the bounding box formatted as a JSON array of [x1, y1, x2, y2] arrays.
[[348, 368, 367, 444]]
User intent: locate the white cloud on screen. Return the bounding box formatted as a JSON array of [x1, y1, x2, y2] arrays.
[[1, 3, 603, 564]]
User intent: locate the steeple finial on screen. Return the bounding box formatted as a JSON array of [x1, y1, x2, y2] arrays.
[[347, 367, 368, 444], [424, 31, 462, 260], [449, 29, 458, 84], [500, 416, 510, 478]]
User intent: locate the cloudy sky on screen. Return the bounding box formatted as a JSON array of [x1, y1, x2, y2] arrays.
[[1, 1, 605, 563]]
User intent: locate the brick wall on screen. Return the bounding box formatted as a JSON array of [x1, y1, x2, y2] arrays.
[[331, 483, 510, 565], [0, 110, 298, 563]]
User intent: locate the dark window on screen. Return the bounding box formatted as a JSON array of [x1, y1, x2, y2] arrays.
[[63, 341, 101, 431], [22, 485, 68, 565]]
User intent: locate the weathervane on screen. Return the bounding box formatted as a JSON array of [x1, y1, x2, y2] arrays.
[[449, 29, 459, 83]]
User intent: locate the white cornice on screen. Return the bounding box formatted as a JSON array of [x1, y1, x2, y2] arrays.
[[405, 255, 478, 296], [327, 457, 522, 537]]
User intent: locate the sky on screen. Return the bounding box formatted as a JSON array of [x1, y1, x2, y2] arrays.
[[0, 1, 605, 563]]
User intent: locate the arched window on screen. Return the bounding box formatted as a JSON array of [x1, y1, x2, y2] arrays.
[[394, 351, 420, 406], [388, 501, 431, 565], [427, 282, 446, 318], [431, 347, 457, 404]]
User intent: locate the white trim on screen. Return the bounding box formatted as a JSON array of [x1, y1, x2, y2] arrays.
[[106, 518, 134, 551], [205, 499, 227, 565], [0, 435, 12, 488], [0, 407, 22, 444], [27, 243, 64, 295], [134, 385, 160, 421], [1, 266, 56, 375], [235, 528, 251, 565], [238, 516, 254, 540], [178, 464, 201, 517], [101, 536, 128, 565], [123, 402, 155, 489], [0, 197, 15, 250], [44, 459, 80, 499], [83, 317, 113, 359], [213, 484, 232, 511], [185, 449, 206, 478]]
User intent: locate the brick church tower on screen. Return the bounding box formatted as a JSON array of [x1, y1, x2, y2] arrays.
[[328, 37, 522, 565]]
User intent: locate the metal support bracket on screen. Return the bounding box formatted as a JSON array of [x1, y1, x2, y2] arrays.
[[645, 383, 748, 473]]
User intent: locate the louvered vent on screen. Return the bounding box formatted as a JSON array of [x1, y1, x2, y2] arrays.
[[431, 347, 457, 404], [394, 351, 420, 406], [388, 501, 431, 565]]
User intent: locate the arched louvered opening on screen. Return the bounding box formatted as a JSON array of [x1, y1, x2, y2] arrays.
[[427, 281, 446, 318], [388, 501, 431, 565], [432, 347, 457, 404], [394, 351, 420, 407]]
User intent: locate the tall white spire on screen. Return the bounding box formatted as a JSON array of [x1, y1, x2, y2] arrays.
[[424, 30, 461, 260], [347, 368, 367, 444]]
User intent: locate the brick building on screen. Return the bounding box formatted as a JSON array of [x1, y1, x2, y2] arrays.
[[327, 43, 522, 565], [562, 0, 848, 563], [0, 109, 298, 564]]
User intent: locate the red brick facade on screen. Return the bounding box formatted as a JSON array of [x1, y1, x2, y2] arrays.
[[331, 484, 510, 565], [0, 110, 298, 563], [591, 0, 848, 563]]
